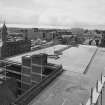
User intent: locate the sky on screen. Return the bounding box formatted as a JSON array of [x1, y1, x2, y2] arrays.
[[0, 0, 105, 29]]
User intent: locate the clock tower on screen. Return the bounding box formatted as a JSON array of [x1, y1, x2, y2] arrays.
[[1, 22, 8, 43]]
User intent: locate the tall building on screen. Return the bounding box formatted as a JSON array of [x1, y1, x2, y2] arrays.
[[0, 23, 31, 59], [1, 22, 8, 42]]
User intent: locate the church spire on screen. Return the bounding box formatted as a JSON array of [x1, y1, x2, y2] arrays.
[[1, 22, 8, 42]]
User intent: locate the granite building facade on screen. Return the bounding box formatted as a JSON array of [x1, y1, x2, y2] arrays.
[[0, 23, 31, 59]]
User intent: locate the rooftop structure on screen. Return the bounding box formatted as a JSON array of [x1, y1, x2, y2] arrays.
[[0, 50, 63, 105]]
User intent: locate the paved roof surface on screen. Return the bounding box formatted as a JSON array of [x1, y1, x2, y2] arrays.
[[29, 46, 105, 105], [5, 44, 105, 105]]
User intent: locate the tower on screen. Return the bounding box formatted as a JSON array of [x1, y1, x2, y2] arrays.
[[1, 22, 8, 42], [24, 29, 28, 41]]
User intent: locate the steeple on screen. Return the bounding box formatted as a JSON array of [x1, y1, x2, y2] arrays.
[[1, 22, 8, 42]]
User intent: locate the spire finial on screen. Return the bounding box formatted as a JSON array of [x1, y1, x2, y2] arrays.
[[1, 20, 7, 42]]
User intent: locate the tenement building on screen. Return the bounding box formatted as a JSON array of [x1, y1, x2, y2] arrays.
[[0, 23, 31, 59]]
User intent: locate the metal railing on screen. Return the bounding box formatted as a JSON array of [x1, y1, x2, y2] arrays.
[[11, 65, 63, 105], [83, 48, 98, 74]]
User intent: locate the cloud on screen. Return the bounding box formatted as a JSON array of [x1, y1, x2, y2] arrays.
[[0, 0, 105, 29]]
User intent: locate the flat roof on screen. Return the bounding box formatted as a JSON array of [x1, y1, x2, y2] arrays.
[[29, 47, 105, 105], [5, 44, 105, 105]]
